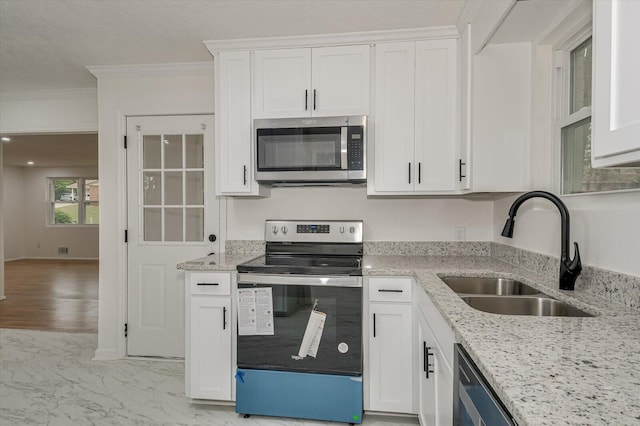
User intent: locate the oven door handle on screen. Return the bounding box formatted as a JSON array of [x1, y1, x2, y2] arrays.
[[237, 273, 362, 288]]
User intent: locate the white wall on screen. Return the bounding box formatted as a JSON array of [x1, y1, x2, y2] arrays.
[[228, 187, 494, 241], [0, 89, 97, 134], [91, 63, 215, 359], [0, 145, 4, 300], [23, 166, 99, 259], [2, 166, 26, 260], [492, 2, 640, 278], [494, 192, 640, 277]]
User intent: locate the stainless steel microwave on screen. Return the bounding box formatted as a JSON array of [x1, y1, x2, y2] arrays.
[[254, 116, 366, 186]]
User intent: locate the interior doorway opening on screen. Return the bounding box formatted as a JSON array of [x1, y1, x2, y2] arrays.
[[1, 132, 99, 333]]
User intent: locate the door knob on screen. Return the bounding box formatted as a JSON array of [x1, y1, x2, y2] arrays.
[[208, 234, 217, 242]]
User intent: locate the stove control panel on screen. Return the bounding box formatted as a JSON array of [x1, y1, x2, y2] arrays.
[[265, 220, 363, 243]]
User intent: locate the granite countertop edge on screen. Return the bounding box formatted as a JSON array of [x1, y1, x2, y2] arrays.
[[178, 253, 640, 426]]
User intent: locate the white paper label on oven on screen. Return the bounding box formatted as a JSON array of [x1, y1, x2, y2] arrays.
[[237, 288, 274, 336], [295, 309, 326, 359], [338, 342, 349, 354]]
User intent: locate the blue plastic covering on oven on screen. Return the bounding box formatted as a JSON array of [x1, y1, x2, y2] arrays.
[[235, 368, 363, 424]]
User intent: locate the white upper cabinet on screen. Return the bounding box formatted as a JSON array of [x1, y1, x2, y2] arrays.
[[414, 39, 459, 192], [370, 39, 461, 195], [592, 0, 640, 167], [372, 42, 416, 193], [215, 51, 269, 196], [253, 48, 311, 119], [253, 45, 370, 118]]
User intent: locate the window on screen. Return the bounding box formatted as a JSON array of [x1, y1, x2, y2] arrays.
[[558, 36, 640, 194], [49, 178, 99, 225]]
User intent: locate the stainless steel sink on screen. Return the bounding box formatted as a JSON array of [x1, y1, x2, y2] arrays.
[[440, 277, 541, 295], [459, 295, 594, 317]]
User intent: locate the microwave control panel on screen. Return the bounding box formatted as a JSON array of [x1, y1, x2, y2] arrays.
[[347, 126, 364, 170]]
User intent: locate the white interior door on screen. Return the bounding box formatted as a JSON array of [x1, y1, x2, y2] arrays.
[[126, 115, 218, 358]]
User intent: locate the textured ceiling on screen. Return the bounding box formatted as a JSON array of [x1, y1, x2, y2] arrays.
[[0, 0, 465, 92]]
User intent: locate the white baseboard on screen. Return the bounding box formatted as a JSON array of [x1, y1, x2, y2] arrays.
[[93, 348, 122, 360], [4, 257, 26, 262]]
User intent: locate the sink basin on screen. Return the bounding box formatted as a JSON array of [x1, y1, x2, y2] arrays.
[[440, 277, 541, 295], [460, 296, 594, 317]]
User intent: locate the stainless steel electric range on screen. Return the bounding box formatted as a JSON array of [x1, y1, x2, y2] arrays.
[[235, 220, 364, 424]]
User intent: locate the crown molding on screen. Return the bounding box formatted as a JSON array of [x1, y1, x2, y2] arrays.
[[87, 62, 213, 79], [204, 26, 459, 53], [0, 87, 97, 102]]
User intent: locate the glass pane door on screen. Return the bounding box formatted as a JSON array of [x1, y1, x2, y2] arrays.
[[141, 133, 204, 242]]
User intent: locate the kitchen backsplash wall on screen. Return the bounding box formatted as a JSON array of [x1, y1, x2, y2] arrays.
[[225, 239, 640, 310], [491, 242, 640, 310], [364, 241, 490, 256]]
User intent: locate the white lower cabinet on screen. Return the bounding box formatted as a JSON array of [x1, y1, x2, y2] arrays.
[[417, 307, 453, 426], [185, 272, 233, 401], [366, 277, 414, 414], [415, 282, 454, 426]]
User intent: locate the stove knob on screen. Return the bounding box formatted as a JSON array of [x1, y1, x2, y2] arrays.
[[281, 225, 288, 234], [350, 226, 355, 234], [272, 226, 278, 235], [340, 226, 345, 233]]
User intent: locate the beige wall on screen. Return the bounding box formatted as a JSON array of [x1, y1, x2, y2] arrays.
[[2, 166, 26, 260], [2, 165, 99, 259]]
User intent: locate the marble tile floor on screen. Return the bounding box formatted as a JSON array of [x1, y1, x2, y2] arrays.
[[0, 329, 418, 426]]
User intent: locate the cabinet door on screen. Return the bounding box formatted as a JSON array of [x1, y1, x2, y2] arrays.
[[417, 309, 454, 426], [417, 311, 436, 425], [253, 48, 312, 118], [215, 51, 253, 194], [188, 296, 231, 400], [368, 303, 413, 413], [416, 309, 453, 426], [311, 45, 370, 117], [414, 39, 458, 192], [592, 0, 640, 167], [373, 42, 416, 193]]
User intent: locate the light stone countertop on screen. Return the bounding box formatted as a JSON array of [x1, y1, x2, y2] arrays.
[[177, 253, 261, 271], [178, 253, 640, 426]]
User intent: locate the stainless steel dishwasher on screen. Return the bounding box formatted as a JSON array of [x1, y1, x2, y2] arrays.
[[454, 344, 518, 426]]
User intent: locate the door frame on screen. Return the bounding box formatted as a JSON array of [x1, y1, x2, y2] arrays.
[[96, 106, 226, 360]]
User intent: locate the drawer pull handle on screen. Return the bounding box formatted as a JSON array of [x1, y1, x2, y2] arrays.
[[197, 283, 219, 286], [378, 289, 403, 293]]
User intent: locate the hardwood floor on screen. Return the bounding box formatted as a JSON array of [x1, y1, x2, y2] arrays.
[[0, 259, 98, 333]]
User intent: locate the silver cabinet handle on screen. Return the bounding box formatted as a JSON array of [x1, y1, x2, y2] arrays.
[[408, 163, 412, 184], [243, 165, 248, 185]]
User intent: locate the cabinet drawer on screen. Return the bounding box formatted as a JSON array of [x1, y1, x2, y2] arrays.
[[189, 272, 231, 295], [368, 277, 412, 302]]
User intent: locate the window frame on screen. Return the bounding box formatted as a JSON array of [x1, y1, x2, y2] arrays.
[[48, 177, 99, 227], [553, 23, 640, 197]]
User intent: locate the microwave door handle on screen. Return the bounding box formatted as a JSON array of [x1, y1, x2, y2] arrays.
[[341, 127, 348, 170]]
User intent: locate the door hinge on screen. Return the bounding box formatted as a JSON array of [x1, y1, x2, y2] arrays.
[[124, 135, 127, 149], [124, 323, 128, 338], [124, 229, 128, 243]]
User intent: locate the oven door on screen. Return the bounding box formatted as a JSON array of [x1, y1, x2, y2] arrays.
[[236, 273, 362, 376]]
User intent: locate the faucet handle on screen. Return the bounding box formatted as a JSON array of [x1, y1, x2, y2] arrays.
[[569, 242, 582, 271]]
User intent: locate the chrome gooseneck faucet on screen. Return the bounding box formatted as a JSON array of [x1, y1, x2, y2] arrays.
[[501, 191, 582, 290]]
